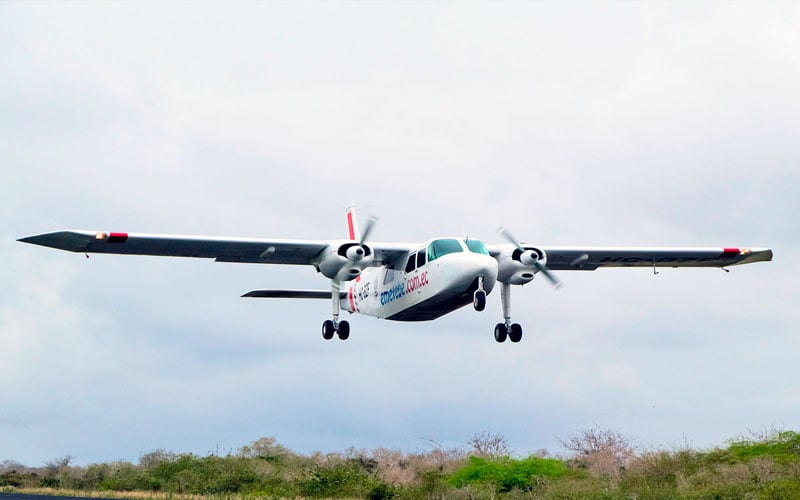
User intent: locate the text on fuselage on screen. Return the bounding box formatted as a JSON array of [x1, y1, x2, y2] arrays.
[[380, 271, 429, 306]]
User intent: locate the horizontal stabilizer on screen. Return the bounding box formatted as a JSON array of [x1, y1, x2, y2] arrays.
[[242, 289, 345, 299]]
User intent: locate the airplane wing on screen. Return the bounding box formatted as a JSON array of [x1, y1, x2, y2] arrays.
[[17, 230, 328, 265], [515, 246, 773, 270], [17, 230, 414, 267], [242, 289, 345, 299]]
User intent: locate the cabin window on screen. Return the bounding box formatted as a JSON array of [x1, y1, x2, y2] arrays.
[[416, 249, 427, 268], [465, 239, 489, 255], [405, 254, 416, 273], [427, 238, 463, 262], [383, 267, 396, 285]]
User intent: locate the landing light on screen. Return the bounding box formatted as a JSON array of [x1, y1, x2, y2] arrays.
[[95, 232, 107, 240]]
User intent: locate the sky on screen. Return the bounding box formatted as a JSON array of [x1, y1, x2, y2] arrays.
[[1, 1, 798, 466]]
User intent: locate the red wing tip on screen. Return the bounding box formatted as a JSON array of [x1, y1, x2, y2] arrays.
[[106, 232, 129, 243]]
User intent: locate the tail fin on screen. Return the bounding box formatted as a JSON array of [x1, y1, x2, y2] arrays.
[[346, 205, 360, 241]]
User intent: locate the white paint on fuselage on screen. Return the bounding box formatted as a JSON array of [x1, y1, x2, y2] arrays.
[[342, 238, 498, 321]]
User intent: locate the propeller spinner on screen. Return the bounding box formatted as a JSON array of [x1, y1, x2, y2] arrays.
[[498, 226, 562, 288]]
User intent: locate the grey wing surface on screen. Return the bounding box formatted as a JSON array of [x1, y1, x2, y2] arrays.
[[540, 246, 773, 270], [18, 230, 328, 265]]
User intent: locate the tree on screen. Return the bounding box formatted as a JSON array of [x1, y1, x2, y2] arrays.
[[467, 430, 513, 458], [558, 426, 637, 478], [238, 436, 290, 462]]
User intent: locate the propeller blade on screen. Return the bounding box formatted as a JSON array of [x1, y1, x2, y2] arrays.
[[498, 226, 524, 252], [360, 215, 378, 245], [534, 261, 562, 289]]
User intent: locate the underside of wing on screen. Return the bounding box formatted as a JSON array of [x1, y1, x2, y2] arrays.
[[242, 289, 346, 299], [540, 246, 774, 270], [368, 242, 417, 266], [18, 230, 328, 265]]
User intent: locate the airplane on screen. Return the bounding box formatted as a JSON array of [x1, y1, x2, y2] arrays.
[[18, 206, 773, 343]]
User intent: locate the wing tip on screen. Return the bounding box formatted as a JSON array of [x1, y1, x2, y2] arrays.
[[733, 248, 773, 265], [16, 230, 94, 252]]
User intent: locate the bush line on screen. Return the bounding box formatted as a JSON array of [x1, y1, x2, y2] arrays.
[[3, 429, 800, 499]]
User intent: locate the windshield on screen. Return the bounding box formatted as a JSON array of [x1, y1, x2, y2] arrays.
[[464, 239, 489, 255], [427, 239, 464, 261]]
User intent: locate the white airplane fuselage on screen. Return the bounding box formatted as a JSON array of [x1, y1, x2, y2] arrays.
[[340, 239, 498, 321]]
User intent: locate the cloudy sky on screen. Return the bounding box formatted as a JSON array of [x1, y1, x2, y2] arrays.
[[1, 2, 798, 465]]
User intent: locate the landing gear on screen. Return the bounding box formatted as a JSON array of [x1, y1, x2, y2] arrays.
[[493, 282, 524, 343], [322, 320, 335, 340], [322, 319, 350, 341], [473, 276, 487, 311], [494, 322, 523, 343], [323, 281, 350, 341], [337, 320, 350, 340], [473, 290, 486, 311], [494, 323, 507, 342], [508, 323, 523, 343]]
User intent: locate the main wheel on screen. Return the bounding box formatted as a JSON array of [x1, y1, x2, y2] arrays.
[[509, 323, 523, 343], [473, 290, 487, 311], [494, 323, 508, 343], [337, 320, 350, 340], [322, 320, 335, 340]]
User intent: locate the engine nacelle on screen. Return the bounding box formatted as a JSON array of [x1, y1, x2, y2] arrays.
[[496, 246, 547, 285], [317, 241, 374, 281]]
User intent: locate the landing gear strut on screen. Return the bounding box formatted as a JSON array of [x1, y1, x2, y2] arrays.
[[494, 283, 523, 343], [473, 276, 487, 311], [323, 282, 350, 341]]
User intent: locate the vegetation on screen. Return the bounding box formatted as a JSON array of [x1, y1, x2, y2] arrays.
[[4, 429, 800, 499]]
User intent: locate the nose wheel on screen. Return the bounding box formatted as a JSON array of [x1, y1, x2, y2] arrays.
[[322, 319, 350, 341], [473, 276, 487, 311], [473, 290, 487, 311]]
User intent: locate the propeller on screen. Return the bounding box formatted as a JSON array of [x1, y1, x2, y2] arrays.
[[329, 210, 378, 326], [336, 215, 379, 281], [498, 226, 562, 289]]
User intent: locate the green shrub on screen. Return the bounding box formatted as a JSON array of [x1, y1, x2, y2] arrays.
[[300, 462, 375, 498], [762, 477, 800, 499], [449, 455, 568, 492], [393, 469, 450, 500], [725, 431, 800, 463], [99, 461, 149, 491], [368, 482, 398, 500], [38, 476, 60, 488], [0, 471, 24, 487]]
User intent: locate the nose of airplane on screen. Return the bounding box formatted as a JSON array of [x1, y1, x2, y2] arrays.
[[460, 253, 498, 293]]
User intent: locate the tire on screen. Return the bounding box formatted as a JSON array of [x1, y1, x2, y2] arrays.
[[322, 320, 335, 340], [509, 323, 523, 343], [473, 290, 487, 311], [337, 320, 350, 340], [494, 323, 507, 343]]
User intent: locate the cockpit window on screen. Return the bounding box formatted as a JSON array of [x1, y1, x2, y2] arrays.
[[427, 238, 464, 262], [465, 239, 489, 255], [383, 267, 397, 285], [405, 254, 416, 273]]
